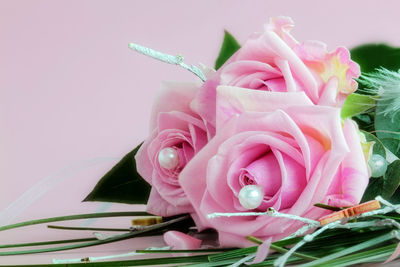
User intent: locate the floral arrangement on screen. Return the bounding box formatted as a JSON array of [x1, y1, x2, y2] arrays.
[[3, 16, 400, 266]]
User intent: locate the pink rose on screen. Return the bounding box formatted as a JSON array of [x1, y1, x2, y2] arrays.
[[191, 17, 360, 132], [136, 81, 208, 217], [180, 86, 369, 247]]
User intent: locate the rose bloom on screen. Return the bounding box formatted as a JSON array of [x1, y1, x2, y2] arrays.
[[135, 81, 208, 217], [180, 86, 369, 247], [191, 16, 360, 132]]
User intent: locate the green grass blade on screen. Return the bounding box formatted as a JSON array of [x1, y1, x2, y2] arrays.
[[0, 216, 188, 256], [0, 254, 211, 267], [247, 236, 318, 261], [300, 231, 396, 266], [0, 212, 150, 232], [47, 225, 130, 232], [136, 248, 231, 254], [185, 259, 239, 267], [313, 243, 397, 267], [0, 238, 96, 249], [208, 247, 257, 262]]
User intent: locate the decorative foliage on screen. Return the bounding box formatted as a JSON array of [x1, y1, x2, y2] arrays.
[[214, 30, 241, 70], [341, 93, 375, 119], [362, 130, 386, 158], [83, 144, 151, 204], [383, 160, 400, 200], [350, 43, 400, 73]]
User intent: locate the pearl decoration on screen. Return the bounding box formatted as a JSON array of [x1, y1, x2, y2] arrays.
[[158, 147, 180, 170], [238, 185, 264, 210], [368, 154, 388, 178]]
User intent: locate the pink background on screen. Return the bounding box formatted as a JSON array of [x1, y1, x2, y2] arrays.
[[1, 0, 400, 264]]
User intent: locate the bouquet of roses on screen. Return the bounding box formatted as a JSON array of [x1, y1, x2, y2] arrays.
[[3, 16, 400, 266], [133, 16, 368, 246]]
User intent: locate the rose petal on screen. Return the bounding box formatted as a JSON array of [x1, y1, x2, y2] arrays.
[[262, 31, 319, 102], [264, 78, 286, 92], [146, 189, 193, 217], [136, 129, 158, 183], [318, 77, 339, 107], [150, 81, 200, 132], [265, 16, 297, 48], [158, 111, 206, 133], [217, 230, 257, 248], [273, 148, 306, 210], [163, 231, 202, 249], [190, 77, 219, 138], [326, 119, 369, 204], [294, 40, 328, 61], [220, 60, 281, 86], [229, 33, 276, 63], [216, 85, 313, 129], [151, 171, 190, 205], [274, 58, 297, 92], [188, 118, 209, 152], [246, 237, 272, 264]]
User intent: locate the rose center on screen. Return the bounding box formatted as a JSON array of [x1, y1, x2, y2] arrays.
[[238, 152, 281, 200], [243, 175, 256, 185]]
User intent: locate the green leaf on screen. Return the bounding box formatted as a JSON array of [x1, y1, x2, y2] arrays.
[[375, 104, 400, 158], [214, 30, 241, 70], [83, 144, 151, 204], [350, 44, 400, 154], [350, 43, 400, 73], [389, 180, 400, 204], [341, 93, 376, 119], [361, 177, 383, 202], [361, 130, 386, 158], [382, 160, 400, 199]]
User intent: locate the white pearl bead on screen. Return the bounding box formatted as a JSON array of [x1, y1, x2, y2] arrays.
[[238, 185, 264, 210], [158, 147, 180, 170], [368, 154, 388, 178]]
